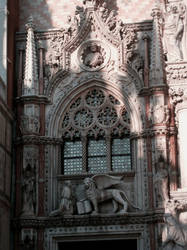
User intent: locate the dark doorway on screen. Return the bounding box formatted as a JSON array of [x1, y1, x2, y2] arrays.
[[58, 239, 137, 250]]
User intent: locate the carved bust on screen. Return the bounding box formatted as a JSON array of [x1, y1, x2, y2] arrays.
[[82, 43, 104, 69]]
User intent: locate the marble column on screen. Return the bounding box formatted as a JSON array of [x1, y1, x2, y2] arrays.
[[178, 108, 187, 189]]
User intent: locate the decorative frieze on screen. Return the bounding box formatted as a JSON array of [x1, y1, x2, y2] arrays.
[[166, 62, 187, 85]]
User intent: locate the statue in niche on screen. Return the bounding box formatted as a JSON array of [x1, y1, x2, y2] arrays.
[[162, 3, 187, 62], [83, 174, 140, 214], [82, 43, 104, 68], [22, 164, 35, 216], [162, 199, 187, 249], [154, 155, 169, 208], [50, 180, 74, 216]]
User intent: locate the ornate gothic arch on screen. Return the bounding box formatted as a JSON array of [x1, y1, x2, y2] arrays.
[[46, 77, 144, 138]]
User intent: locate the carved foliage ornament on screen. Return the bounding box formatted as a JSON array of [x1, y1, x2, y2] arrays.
[[44, 1, 137, 78]]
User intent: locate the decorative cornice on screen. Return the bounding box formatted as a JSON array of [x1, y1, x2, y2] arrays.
[[12, 211, 164, 229], [15, 136, 63, 145], [16, 21, 153, 43], [138, 86, 168, 96], [131, 126, 177, 139], [16, 95, 51, 104]]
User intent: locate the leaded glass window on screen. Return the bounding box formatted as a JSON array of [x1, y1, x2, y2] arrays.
[[112, 138, 131, 172], [63, 141, 82, 175], [88, 139, 107, 173]]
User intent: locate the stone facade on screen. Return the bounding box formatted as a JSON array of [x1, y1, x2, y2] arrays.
[[1, 0, 186, 249]]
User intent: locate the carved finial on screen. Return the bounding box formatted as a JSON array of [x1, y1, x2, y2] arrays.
[[23, 16, 39, 95], [83, 0, 97, 8]]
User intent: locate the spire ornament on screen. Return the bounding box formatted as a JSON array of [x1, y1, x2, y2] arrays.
[[23, 16, 39, 95], [149, 4, 165, 86]]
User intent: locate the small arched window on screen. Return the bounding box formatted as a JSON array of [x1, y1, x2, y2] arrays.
[[60, 88, 131, 175]]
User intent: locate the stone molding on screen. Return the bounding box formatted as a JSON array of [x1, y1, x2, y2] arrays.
[[12, 212, 164, 229]]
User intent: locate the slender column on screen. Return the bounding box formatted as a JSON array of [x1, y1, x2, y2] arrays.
[[82, 136, 88, 173], [178, 109, 187, 189], [38, 42, 45, 95], [168, 104, 178, 191], [106, 134, 112, 171], [169, 85, 187, 190], [142, 33, 150, 87], [17, 47, 24, 96], [38, 145, 45, 216]]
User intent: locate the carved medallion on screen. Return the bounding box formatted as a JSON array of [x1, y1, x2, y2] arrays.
[[77, 40, 110, 71]]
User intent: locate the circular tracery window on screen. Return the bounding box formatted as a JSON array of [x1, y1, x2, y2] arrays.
[[86, 89, 105, 107], [74, 108, 94, 128], [61, 88, 130, 137], [97, 106, 118, 126]]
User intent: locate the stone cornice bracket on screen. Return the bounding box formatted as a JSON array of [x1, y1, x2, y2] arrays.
[[149, 4, 165, 86], [23, 16, 39, 96]]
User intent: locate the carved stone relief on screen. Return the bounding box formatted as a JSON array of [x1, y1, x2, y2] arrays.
[[166, 63, 187, 84], [42, 0, 139, 84], [78, 40, 108, 71], [50, 175, 137, 216], [154, 156, 169, 208], [50, 180, 74, 216], [161, 1, 187, 62], [162, 199, 187, 249], [20, 104, 40, 135], [22, 146, 38, 216], [21, 228, 36, 250]]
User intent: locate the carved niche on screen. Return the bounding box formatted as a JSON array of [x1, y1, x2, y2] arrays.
[[20, 104, 40, 135], [21, 146, 38, 216]]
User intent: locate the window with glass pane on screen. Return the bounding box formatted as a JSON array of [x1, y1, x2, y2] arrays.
[[112, 138, 131, 172], [88, 139, 107, 173], [63, 141, 82, 175]]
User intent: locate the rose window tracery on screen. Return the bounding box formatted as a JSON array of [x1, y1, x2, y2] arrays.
[[61, 87, 130, 138], [86, 89, 105, 107], [74, 108, 94, 128], [97, 106, 118, 126]]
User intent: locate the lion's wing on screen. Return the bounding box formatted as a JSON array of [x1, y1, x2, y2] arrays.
[[92, 174, 123, 190]]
